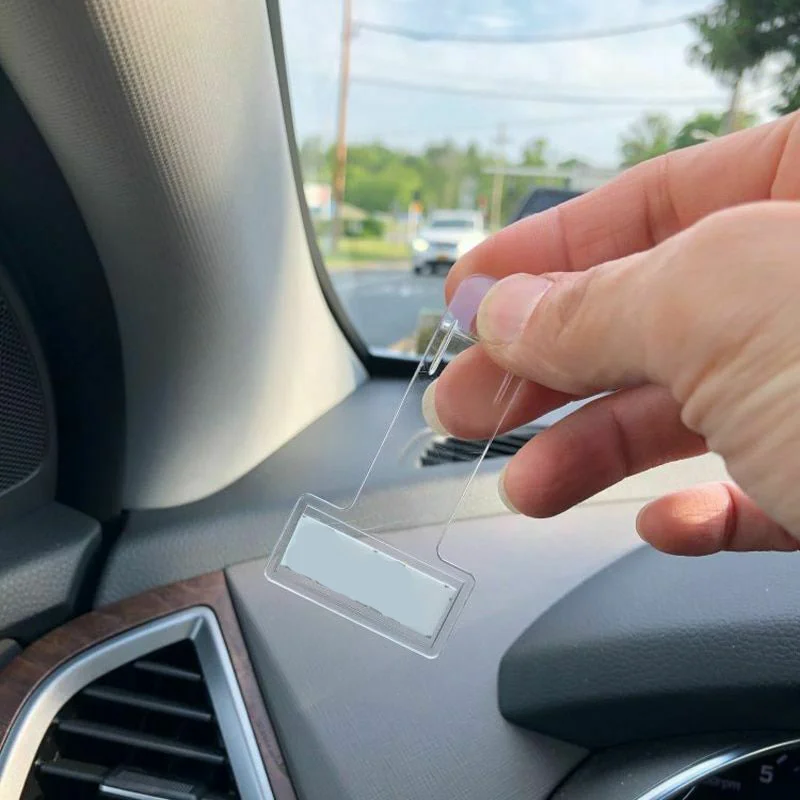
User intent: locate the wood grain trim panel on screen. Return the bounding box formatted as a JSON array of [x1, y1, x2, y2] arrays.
[[0, 570, 296, 799]]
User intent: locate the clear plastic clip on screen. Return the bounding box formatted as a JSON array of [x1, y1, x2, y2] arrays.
[[265, 275, 521, 657]]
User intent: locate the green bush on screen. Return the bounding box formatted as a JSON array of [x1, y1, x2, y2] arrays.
[[360, 216, 386, 238], [345, 219, 371, 237], [312, 216, 386, 240]]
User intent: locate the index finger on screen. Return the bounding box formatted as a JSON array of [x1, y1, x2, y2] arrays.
[[446, 111, 800, 302]]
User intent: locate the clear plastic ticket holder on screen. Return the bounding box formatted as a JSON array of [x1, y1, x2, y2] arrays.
[[265, 274, 521, 657]]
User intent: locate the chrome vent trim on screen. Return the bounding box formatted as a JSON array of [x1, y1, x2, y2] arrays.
[[0, 608, 274, 800]]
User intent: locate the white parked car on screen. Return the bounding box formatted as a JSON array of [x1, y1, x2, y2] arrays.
[[411, 210, 487, 275]]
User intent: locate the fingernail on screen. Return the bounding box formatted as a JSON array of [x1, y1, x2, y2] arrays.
[[448, 274, 497, 335], [477, 274, 552, 345], [422, 380, 448, 435], [498, 465, 520, 514]]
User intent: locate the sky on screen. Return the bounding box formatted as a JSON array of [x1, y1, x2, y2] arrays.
[[279, 0, 782, 167]]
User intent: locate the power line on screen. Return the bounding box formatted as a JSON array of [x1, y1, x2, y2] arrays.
[[351, 75, 725, 107], [352, 14, 695, 44], [358, 62, 709, 96], [369, 110, 640, 139]]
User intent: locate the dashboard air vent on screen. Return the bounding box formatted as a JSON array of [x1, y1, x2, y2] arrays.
[[27, 639, 239, 799], [420, 424, 544, 467]]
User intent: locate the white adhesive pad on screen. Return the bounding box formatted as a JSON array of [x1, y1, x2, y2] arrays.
[[282, 515, 458, 638]]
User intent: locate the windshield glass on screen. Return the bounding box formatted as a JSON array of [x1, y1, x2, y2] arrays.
[[280, 0, 775, 357]]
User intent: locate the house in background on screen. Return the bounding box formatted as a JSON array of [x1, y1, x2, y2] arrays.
[[303, 182, 369, 232], [303, 182, 333, 220]]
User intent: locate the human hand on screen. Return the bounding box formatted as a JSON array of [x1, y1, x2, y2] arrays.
[[424, 112, 800, 555]]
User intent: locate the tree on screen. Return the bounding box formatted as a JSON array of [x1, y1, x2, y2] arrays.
[[490, 138, 547, 222], [303, 137, 557, 223], [420, 140, 463, 209], [463, 142, 493, 202], [346, 164, 419, 214], [558, 157, 590, 170], [338, 143, 422, 213], [520, 137, 548, 167], [673, 109, 758, 150], [619, 113, 674, 167], [689, 4, 762, 130], [689, 1, 800, 116]]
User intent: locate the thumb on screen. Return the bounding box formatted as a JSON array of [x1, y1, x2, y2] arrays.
[[475, 251, 661, 396]]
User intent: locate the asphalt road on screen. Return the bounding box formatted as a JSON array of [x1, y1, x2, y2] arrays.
[[331, 265, 447, 349]]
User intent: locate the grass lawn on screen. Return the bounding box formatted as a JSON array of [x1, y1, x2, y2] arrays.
[[325, 238, 410, 270]]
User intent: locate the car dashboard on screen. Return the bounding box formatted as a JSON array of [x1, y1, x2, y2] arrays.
[[0, 0, 797, 795], [0, 376, 795, 800]]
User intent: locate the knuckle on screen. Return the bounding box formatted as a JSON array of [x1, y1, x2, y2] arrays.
[[509, 270, 599, 392], [686, 206, 745, 257], [682, 202, 800, 291], [548, 272, 593, 351], [688, 202, 793, 256]]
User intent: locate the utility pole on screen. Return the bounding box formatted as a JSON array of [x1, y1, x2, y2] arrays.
[[330, 0, 353, 254], [489, 124, 508, 231]]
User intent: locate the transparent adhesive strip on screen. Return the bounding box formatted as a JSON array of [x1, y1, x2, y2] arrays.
[[265, 274, 521, 657]]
